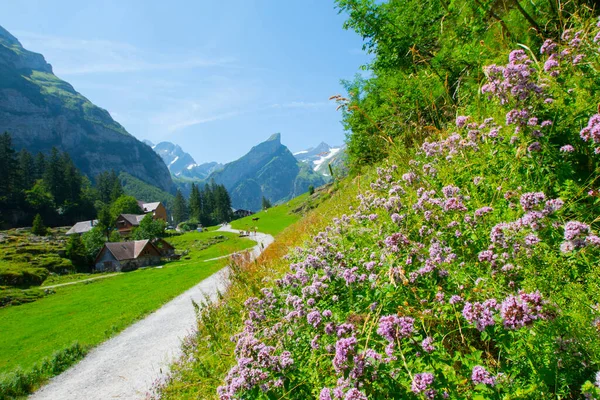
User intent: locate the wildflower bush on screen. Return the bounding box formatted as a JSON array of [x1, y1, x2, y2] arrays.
[[212, 23, 600, 399]]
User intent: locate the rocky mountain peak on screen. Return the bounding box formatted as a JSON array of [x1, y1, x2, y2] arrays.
[[267, 132, 281, 143]]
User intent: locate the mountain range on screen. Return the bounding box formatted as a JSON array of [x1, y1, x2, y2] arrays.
[[293, 142, 346, 177], [207, 133, 326, 211], [0, 25, 334, 212], [0, 25, 173, 191], [143, 139, 222, 179]]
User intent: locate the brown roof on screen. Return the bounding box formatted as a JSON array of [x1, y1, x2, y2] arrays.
[[119, 214, 145, 226], [102, 240, 157, 261]]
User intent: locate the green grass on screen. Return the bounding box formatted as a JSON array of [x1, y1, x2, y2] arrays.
[[0, 230, 254, 376], [231, 193, 309, 236], [166, 231, 254, 263]]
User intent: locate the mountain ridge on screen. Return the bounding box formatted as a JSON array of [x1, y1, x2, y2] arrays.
[[0, 25, 173, 191], [208, 133, 326, 211]]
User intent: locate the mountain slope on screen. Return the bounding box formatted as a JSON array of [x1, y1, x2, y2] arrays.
[[209, 133, 326, 211], [0, 26, 173, 191]]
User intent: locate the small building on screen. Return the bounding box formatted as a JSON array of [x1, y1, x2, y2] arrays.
[[116, 214, 145, 235], [137, 201, 168, 221], [94, 240, 162, 272], [232, 208, 254, 219], [66, 219, 99, 235]]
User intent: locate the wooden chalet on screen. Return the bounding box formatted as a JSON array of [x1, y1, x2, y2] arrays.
[[137, 201, 168, 221], [115, 213, 145, 235], [94, 240, 161, 272]]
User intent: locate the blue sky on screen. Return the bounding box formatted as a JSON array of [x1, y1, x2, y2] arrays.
[[3, 1, 370, 163]]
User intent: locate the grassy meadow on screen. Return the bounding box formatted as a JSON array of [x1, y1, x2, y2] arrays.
[[0, 230, 254, 396], [230, 192, 329, 236]]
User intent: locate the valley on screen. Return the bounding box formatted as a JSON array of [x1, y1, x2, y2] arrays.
[[3, 1, 600, 399]]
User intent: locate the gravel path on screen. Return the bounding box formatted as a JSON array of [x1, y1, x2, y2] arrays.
[[30, 225, 274, 400], [42, 273, 120, 289]]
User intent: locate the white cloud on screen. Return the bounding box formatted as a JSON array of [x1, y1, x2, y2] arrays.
[[13, 31, 236, 76]]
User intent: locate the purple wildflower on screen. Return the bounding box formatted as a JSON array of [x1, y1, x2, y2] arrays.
[[463, 300, 498, 331], [376, 315, 414, 342], [560, 144, 575, 153], [520, 192, 545, 211], [500, 291, 546, 329], [421, 337, 435, 353], [411, 373, 434, 394], [456, 116, 470, 128], [333, 337, 357, 373], [472, 365, 497, 386], [307, 310, 322, 328]]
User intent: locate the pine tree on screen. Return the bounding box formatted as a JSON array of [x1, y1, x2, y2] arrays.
[[262, 196, 272, 210], [66, 234, 88, 269], [18, 149, 35, 191], [0, 132, 18, 208], [31, 213, 47, 236], [172, 189, 188, 225], [109, 175, 124, 203], [201, 184, 214, 226], [62, 152, 82, 205], [34, 152, 46, 181], [44, 147, 66, 205], [189, 183, 202, 222]]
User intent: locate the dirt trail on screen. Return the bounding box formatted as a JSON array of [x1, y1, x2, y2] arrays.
[[30, 225, 274, 400]]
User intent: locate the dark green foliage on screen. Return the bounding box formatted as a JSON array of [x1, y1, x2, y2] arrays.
[[95, 170, 122, 204], [188, 183, 202, 222], [132, 214, 166, 240], [261, 196, 272, 210], [172, 189, 188, 225], [31, 214, 46, 236], [308, 185, 315, 195], [177, 220, 199, 232], [81, 227, 106, 260], [0, 134, 96, 228], [65, 235, 88, 270], [109, 195, 142, 220]]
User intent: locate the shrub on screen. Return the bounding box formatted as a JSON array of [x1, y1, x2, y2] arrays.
[[177, 219, 199, 232], [31, 214, 46, 236]]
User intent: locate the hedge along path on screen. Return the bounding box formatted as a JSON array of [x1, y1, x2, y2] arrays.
[[30, 225, 274, 400]]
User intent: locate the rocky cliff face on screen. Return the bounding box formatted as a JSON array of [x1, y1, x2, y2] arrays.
[[209, 133, 326, 211], [0, 26, 173, 192]]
